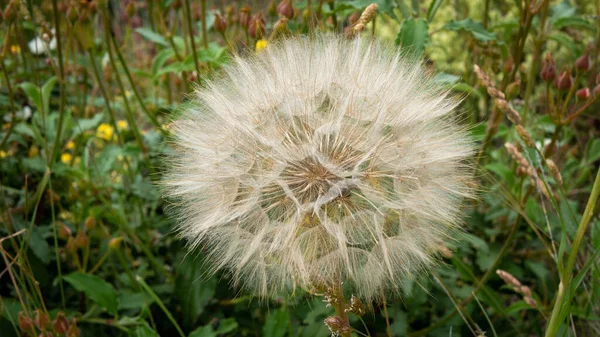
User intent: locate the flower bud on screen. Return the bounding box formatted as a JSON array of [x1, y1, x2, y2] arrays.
[[126, 2, 136, 19], [594, 84, 600, 97], [3, 1, 17, 23], [555, 70, 572, 91], [67, 6, 79, 23], [213, 13, 227, 33], [576, 87, 590, 100], [34, 310, 49, 331], [248, 13, 266, 39], [540, 53, 556, 82], [57, 222, 72, 240], [277, 0, 294, 19], [575, 52, 591, 72], [108, 236, 124, 250], [272, 17, 290, 39], [84, 215, 97, 230], [52, 312, 70, 335], [239, 6, 251, 29], [67, 319, 80, 337], [348, 11, 360, 25], [66, 237, 77, 253], [75, 231, 88, 249], [18, 312, 34, 332]]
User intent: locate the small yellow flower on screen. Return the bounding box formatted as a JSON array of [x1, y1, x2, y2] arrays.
[[74, 156, 81, 166], [255, 39, 268, 53], [125, 90, 133, 99], [61, 153, 73, 164], [10, 45, 21, 54], [117, 120, 128, 130], [66, 140, 75, 150], [29, 145, 40, 158], [96, 123, 114, 141], [0, 150, 7, 159]]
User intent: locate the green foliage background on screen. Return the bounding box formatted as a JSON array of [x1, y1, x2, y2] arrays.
[[1, 0, 599, 336]]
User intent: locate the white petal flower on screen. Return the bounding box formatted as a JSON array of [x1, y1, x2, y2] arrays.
[[163, 35, 474, 303]]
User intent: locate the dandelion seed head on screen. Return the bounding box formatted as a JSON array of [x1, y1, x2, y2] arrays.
[[163, 35, 474, 304]]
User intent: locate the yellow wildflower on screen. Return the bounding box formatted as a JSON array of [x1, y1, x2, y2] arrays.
[[10, 45, 21, 54], [0, 150, 6, 159], [255, 39, 268, 53], [61, 153, 72, 164], [117, 120, 128, 130], [74, 156, 81, 166], [66, 140, 75, 150], [96, 123, 114, 141]]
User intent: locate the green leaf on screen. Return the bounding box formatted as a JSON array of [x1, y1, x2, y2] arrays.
[[445, 19, 497, 42], [434, 72, 461, 84], [64, 272, 118, 315], [547, 32, 581, 56], [552, 16, 597, 32], [152, 48, 176, 77], [19, 82, 42, 112], [135, 28, 169, 47], [426, 0, 443, 22], [18, 77, 57, 115], [29, 226, 51, 264], [586, 138, 600, 164], [175, 255, 217, 328], [188, 318, 238, 337], [71, 113, 104, 138], [262, 309, 289, 337], [130, 324, 160, 337], [395, 18, 429, 56]]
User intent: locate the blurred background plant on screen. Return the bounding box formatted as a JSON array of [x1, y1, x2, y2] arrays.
[[0, 0, 599, 336]]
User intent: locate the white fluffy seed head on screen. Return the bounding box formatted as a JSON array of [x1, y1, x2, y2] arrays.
[[163, 35, 474, 304]]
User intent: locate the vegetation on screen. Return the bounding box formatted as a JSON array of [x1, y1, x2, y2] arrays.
[[0, 0, 599, 336]]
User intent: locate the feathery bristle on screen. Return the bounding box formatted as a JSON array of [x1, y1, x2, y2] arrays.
[[162, 35, 474, 304]]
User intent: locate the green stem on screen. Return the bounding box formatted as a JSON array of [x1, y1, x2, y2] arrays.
[[137, 276, 186, 337], [48, 0, 68, 167], [183, 0, 201, 81], [545, 167, 600, 336]]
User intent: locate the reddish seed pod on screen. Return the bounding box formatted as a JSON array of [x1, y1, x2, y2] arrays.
[[213, 13, 227, 33], [277, 0, 294, 19], [84, 215, 97, 230], [576, 87, 590, 100], [555, 70, 573, 91], [540, 53, 556, 82], [18, 312, 34, 332], [248, 13, 266, 39], [239, 6, 251, 28], [594, 84, 600, 97], [575, 52, 591, 72], [53, 312, 70, 335], [34, 310, 49, 331]]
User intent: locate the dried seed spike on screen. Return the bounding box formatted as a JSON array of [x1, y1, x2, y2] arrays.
[[496, 269, 522, 289], [516, 125, 534, 148], [546, 159, 562, 185], [347, 3, 378, 37]]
